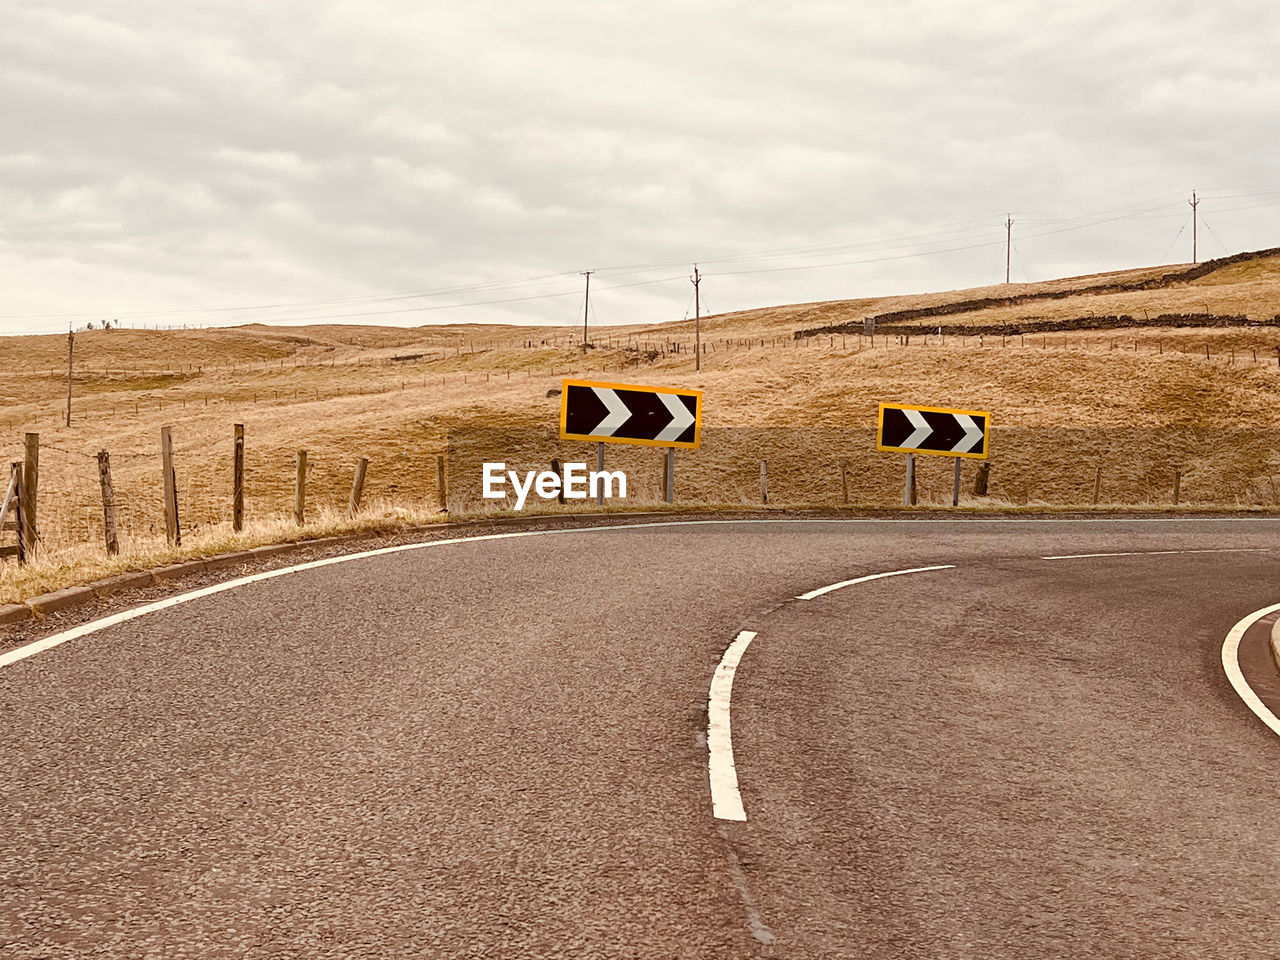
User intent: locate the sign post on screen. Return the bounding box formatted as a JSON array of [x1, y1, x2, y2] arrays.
[[595, 442, 605, 506]]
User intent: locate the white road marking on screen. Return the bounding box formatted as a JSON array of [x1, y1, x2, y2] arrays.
[[708, 630, 757, 822], [1221, 603, 1280, 738], [795, 564, 955, 600], [1041, 548, 1268, 561], [2, 515, 1278, 670]]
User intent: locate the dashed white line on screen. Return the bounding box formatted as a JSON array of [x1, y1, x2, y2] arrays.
[[1221, 603, 1280, 738], [1041, 548, 1268, 561], [795, 564, 955, 600], [707, 630, 758, 822]]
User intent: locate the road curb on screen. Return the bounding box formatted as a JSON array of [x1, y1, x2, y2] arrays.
[[0, 603, 31, 626], [26, 586, 99, 617]]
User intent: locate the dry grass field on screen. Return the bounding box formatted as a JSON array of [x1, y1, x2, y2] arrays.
[[4, 247, 1280, 602]]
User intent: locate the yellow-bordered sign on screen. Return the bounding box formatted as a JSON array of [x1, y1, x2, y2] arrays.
[[560, 379, 703, 449], [877, 402, 991, 459]]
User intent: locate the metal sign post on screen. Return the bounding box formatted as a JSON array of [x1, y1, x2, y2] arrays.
[[595, 442, 605, 506]]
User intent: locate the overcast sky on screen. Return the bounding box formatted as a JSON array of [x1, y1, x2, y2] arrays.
[[3, 0, 1277, 336]]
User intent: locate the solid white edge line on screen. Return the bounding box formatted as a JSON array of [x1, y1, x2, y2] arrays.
[[796, 564, 955, 601], [3, 514, 1279, 670], [1221, 603, 1280, 738], [708, 630, 757, 822], [1042, 548, 1269, 561]]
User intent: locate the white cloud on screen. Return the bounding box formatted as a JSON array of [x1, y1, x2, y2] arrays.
[[212, 148, 320, 179], [1, 0, 1278, 334]]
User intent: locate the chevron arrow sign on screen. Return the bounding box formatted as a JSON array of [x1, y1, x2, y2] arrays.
[[561, 379, 702, 449], [877, 402, 991, 459]]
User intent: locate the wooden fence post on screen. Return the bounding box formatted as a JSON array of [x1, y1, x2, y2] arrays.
[[97, 450, 119, 556], [349, 457, 369, 516], [973, 461, 990, 497], [161, 426, 180, 545], [1, 463, 22, 564], [295, 450, 307, 524], [436, 455, 447, 511], [551, 458, 566, 505], [760, 460, 768, 504], [232, 423, 245, 532], [21, 432, 37, 559]]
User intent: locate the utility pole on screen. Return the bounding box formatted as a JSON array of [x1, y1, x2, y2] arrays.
[[1005, 216, 1014, 284], [580, 270, 593, 351], [691, 264, 702, 372], [1189, 191, 1199, 263], [65, 328, 74, 428]]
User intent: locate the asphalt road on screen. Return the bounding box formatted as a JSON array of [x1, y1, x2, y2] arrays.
[[3, 518, 1280, 958]]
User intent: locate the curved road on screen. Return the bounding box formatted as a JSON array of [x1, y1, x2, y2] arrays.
[[3, 518, 1280, 958]]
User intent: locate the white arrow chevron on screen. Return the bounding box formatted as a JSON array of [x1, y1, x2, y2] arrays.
[[952, 414, 984, 453], [656, 392, 696, 442], [591, 387, 631, 435], [902, 408, 932, 449]]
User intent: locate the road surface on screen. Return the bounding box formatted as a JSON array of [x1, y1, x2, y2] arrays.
[[3, 518, 1279, 958]]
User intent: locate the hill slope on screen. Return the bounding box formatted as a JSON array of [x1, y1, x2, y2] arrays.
[[3, 247, 1280, 601]]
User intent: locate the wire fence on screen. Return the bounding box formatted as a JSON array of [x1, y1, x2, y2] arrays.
[[7, 327, 1280, 437], [7, 417, 1280, 577]]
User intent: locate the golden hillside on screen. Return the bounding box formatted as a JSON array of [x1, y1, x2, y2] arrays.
[[3, 247, 1280, 601]]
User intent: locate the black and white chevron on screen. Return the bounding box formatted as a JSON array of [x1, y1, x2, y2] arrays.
[[879, 405, 988, 456], [563, 383, 698, 445]]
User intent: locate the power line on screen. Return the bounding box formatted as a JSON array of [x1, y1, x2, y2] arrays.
[[6, 185, 1280, 330], [1011, 239, 1031, 284], [1159, 212, 1191, 264], [1199, 214, 1231, 257]]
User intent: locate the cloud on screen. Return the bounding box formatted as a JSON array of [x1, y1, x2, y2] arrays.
[[212, 148, 320, 179], [2, 0, 1278, 334]]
